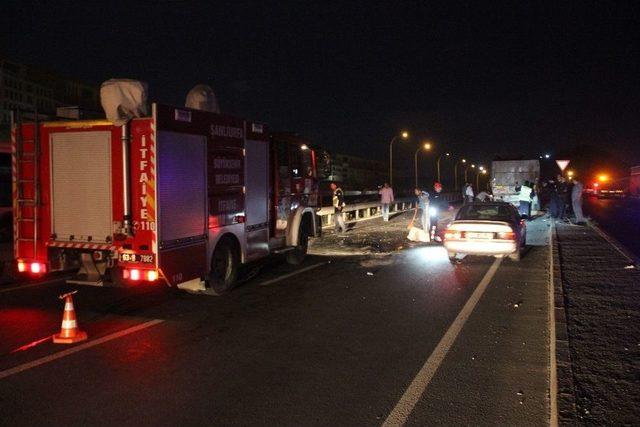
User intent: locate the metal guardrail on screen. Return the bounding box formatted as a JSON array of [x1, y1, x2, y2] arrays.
[[318, 198, 415, 228], [317, 192, 462, 228]]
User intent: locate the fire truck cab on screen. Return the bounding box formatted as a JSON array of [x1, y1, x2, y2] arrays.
[[12, 98, 320, 294]]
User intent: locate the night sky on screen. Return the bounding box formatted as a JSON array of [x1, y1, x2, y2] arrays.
[[3, 1, 639, 182]]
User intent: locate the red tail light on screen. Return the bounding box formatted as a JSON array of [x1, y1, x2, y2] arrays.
[[17, 261, 26, 272], [496, 231, 516, 240], [146, 270, 158, 281]]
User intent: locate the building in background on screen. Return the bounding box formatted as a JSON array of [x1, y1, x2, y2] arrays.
[[324, 152, 387, 190], [0, 56, 100, 138]]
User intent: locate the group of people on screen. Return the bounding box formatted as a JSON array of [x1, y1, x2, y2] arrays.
[[540, 175, 585, 224], [514, 175, 585, 224], [331, 181, 448, 240], [329, 173, 586, 236], [409, 182, 449, 242]]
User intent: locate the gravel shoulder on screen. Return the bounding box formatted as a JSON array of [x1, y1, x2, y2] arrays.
[[555, 221, 640, 425]]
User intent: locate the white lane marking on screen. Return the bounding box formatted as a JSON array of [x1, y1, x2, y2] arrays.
[[0, 277, 68, 294], [0, 319, 164, 380], [588, 222, 636, 263], [258, 262, 329, 286], [382, 257, 502, 426], [549, 222, 558, 427]]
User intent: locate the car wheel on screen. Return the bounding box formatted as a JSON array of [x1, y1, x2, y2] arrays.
[[209, 237, 239, 295], [509, 247, 522, 262]]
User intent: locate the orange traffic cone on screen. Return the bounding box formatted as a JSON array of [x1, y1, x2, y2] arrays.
[[53, 291, 88, 344]]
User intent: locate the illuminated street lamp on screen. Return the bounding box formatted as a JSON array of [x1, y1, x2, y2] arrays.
[[388, 131, 409, 187], [566, 170, 574, 178], [414, 142, 433, 187], [597, 174, 609, 183], [436, 152, 450, 183], [454, 158, 466, 190]]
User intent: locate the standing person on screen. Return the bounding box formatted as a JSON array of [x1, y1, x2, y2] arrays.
[[571, 178, 586, 225], [464, 183, 474, 203], [518, 180, 533, 218], [330, 182, 347, 234], [547, 178, 560, 218], [378, 183, 394, 222], [557, 175, 570, 220], [531, 179, 541, 213], [430, 182, 448, 241], [410, 187, 430, 237]]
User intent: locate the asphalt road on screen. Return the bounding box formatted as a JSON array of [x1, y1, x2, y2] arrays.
[[0, 216, 551, 426], [583, 196, 640, 258]]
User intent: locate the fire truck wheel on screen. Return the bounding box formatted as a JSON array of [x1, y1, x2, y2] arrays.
[[209, 237, 239, 294], [287, 221, 310, 265]]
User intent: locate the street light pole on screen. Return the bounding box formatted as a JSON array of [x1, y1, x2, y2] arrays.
[[414, 142, 432, 187], [454, 158, 466, 191], [436, 152, 450, 183], [388, 131, 408, 187], [465, 164, 475, 189], [476, 169, 487, 191]]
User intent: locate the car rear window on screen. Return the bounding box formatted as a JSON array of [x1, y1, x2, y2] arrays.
[[456, 204, 515, 222]]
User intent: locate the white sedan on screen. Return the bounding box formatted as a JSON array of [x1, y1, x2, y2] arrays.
[[443, 202, 526, 263]]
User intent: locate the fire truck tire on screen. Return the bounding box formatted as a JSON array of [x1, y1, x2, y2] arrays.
[[209, 237, 239, 294], [287, 219, 310, 265]]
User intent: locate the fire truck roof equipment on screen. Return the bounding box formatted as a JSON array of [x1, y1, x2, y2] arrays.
[[185, 84, 220, 113], [100, 79, 148, 125]]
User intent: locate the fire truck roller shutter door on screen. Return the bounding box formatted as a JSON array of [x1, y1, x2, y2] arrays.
[[244, 139, 269, 261], [50, 131, 113, 243], [156, 131, 207, 286]]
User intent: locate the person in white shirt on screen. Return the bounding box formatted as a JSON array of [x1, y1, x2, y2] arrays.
[[464, 183, 474, 203]]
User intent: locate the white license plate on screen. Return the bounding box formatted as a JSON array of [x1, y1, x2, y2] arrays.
[[466, 232, 493, 239]]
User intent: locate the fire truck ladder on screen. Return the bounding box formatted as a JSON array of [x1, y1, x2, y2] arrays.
[[12, 110, 41, 260]]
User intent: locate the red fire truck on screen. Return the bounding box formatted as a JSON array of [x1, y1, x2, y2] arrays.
[[11, 103, 320, 294]]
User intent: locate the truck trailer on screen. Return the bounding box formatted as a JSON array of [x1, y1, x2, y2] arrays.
[[490, 159, 540, 206], [11, 83, 320, 294]]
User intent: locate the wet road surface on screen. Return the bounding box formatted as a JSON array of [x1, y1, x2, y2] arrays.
[[0, 217, 551, 426]]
